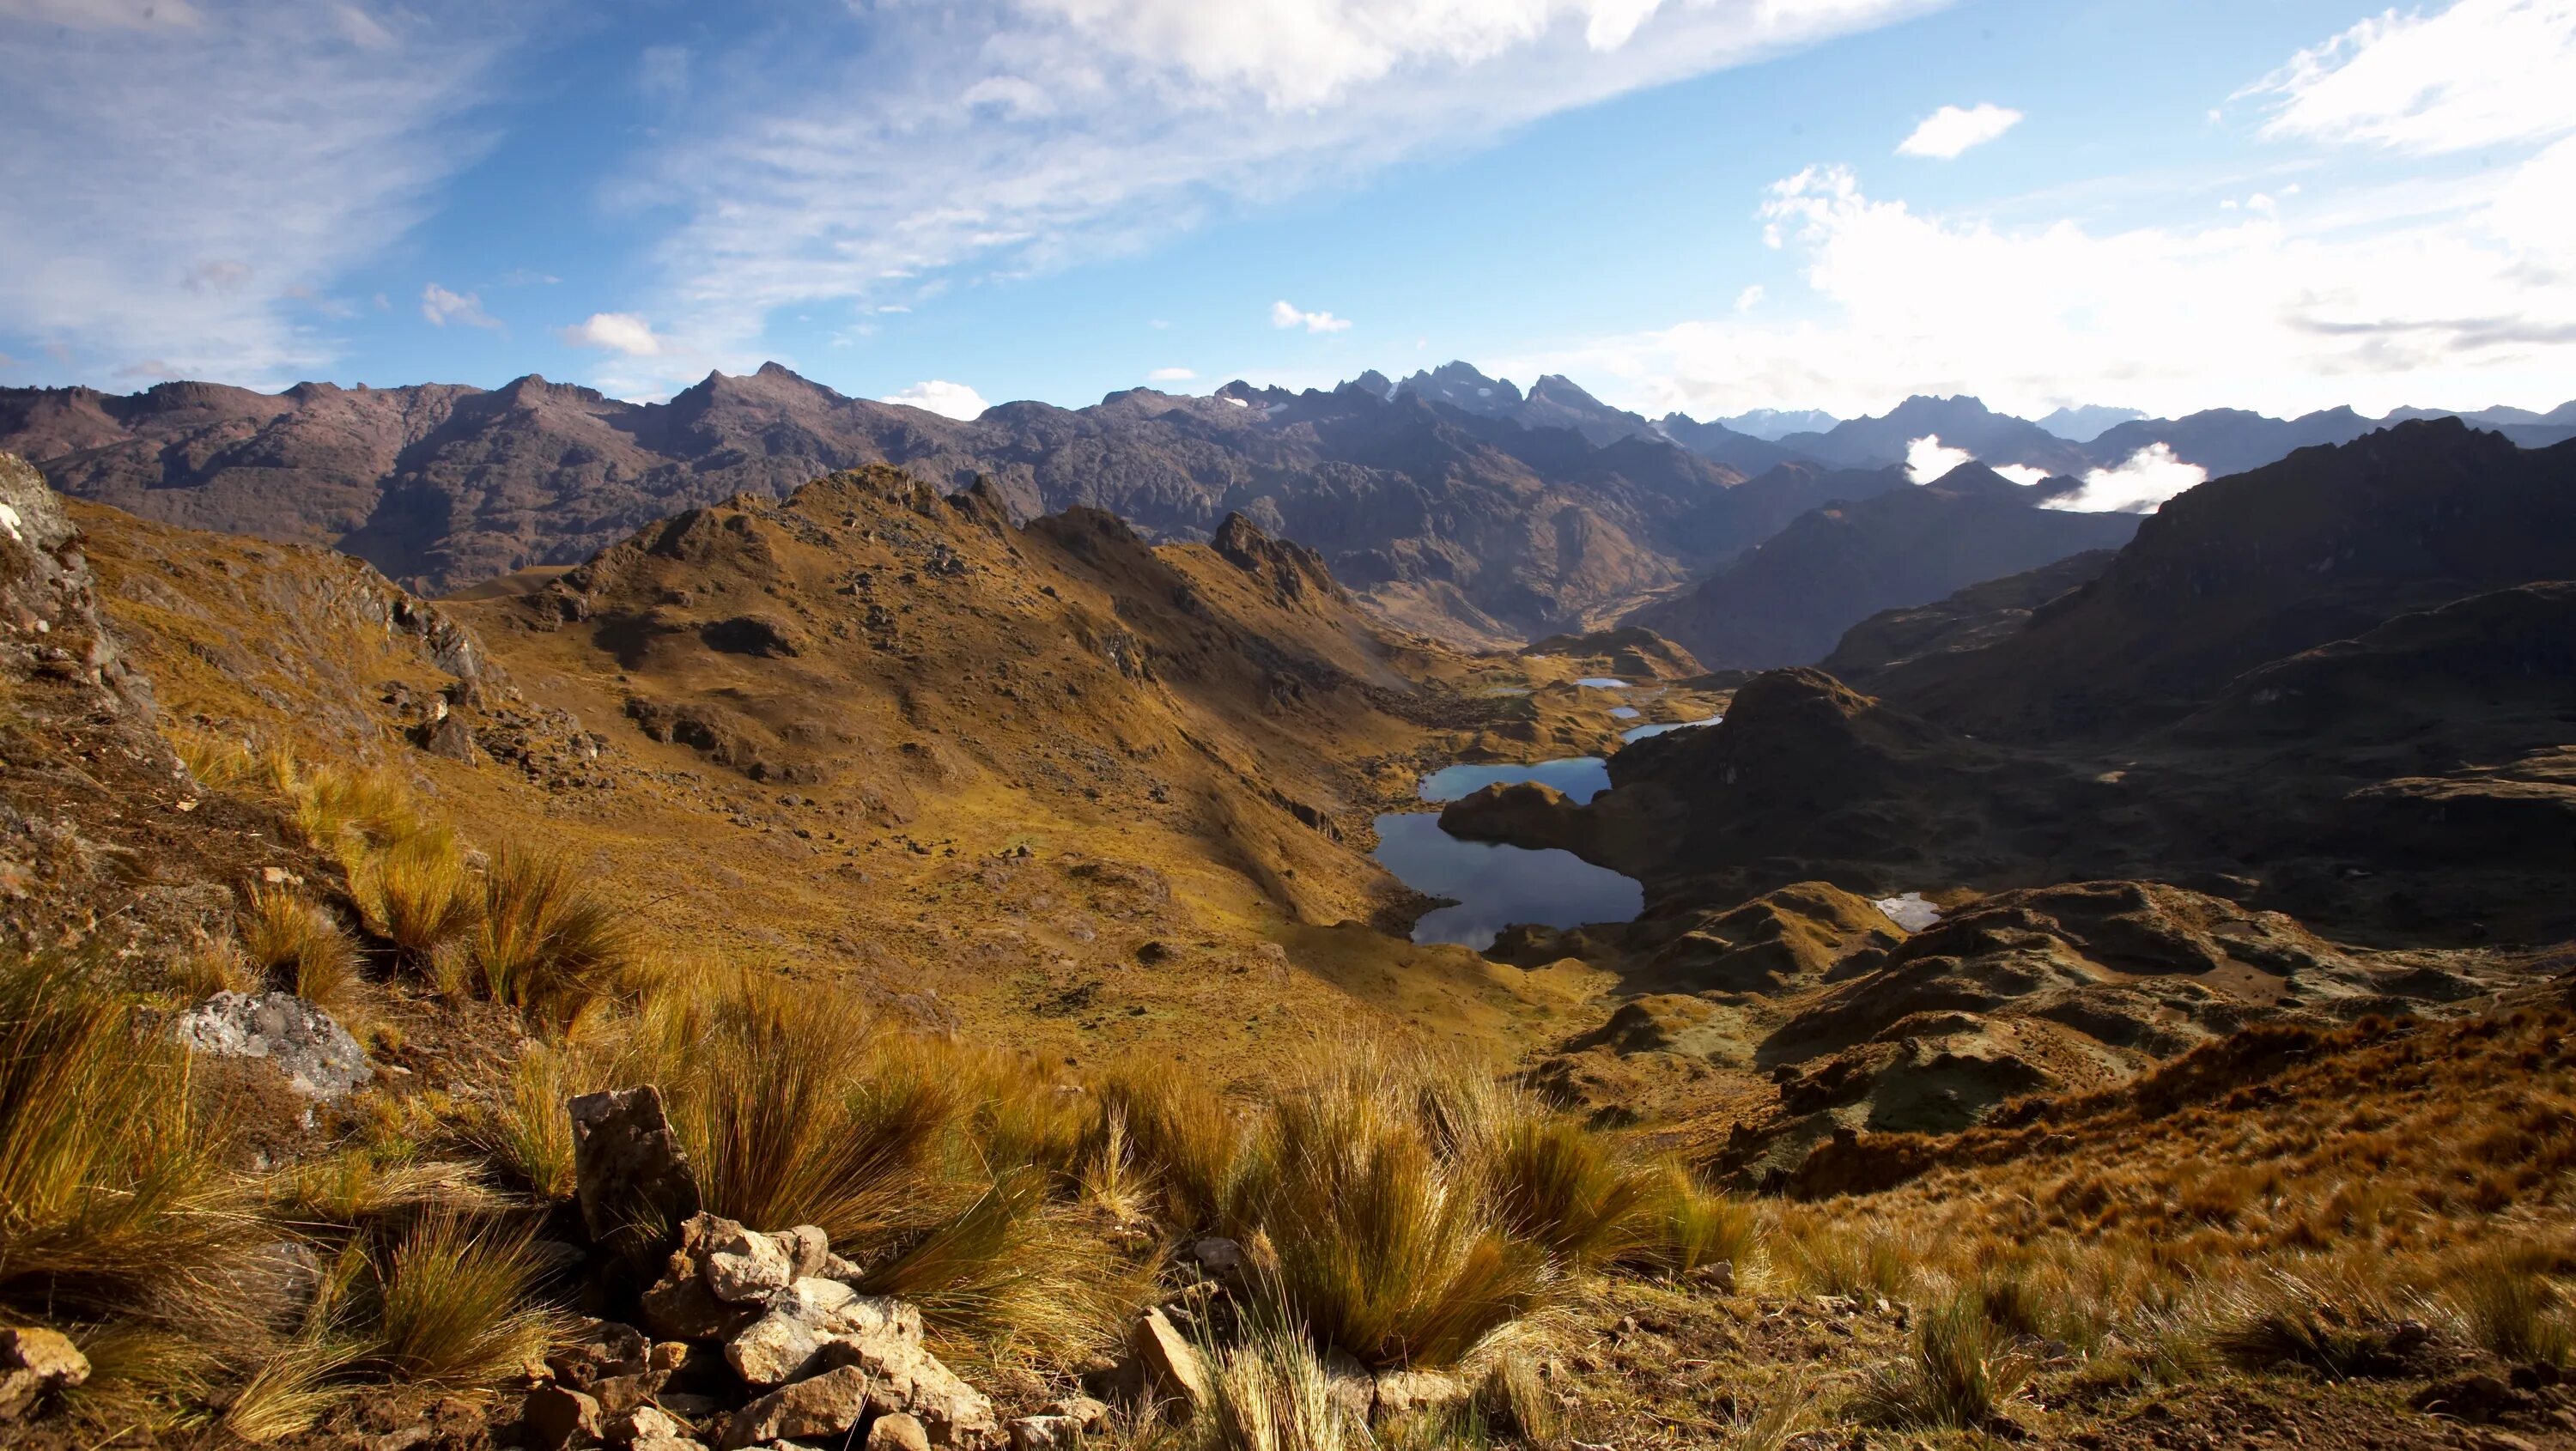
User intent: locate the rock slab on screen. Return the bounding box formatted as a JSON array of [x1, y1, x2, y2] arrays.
[[172, 991, 371, 1101]]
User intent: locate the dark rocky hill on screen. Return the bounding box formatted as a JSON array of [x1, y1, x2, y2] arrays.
[[1619, 464, 2139, 669]]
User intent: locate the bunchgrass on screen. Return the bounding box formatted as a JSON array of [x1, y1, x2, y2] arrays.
[[361, 1211, 554, 1385], [1846, 1291, 2034, 1431], [239, 885, 362, 1014], [0, 950, 251, 1321], [1229, 1057, 1549, 1369], [475, 847, 640, 1028], [359, 829, 481, 967]]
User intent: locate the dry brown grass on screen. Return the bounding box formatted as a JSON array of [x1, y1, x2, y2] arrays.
[[474, 846, 641, 1027], [0, 950, 256, 1322], [1228, 1056, 1550, 1370], [239, 884, 364, 1013], [357, 828, 482, 966]]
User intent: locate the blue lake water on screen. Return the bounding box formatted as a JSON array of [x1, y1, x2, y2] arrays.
[[1610, 706, 1640, 719], [1373, 812, 1645, 950], [1573, 677, 1629, 689], [1419, 757, 1612, 804], [1619, 713, 1723, 744]]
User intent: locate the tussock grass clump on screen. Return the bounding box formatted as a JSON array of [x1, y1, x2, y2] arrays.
[[1230, 1058, 1549, 1369], [289, 761, 437, 858], [2447, 1242, 2574, 1367], [357, 829, 481, 966], [475, 847, 640, 1027], [239, 885, 362, 1012], [1476, 1104, 1750, 1278], [641, 979, 957, 1242], [0, 950, 252, 1320], [2209, 1265, 2430, 1379], [1196, 1314, 1357, 1451], [1847, 1291, 2034, 1431], [1099, 1059, 1249, 1231], [471, 1044, 583, 1201], [1771, 1210, 1921, 1300], [1474, 1352, 1561, 1447], [361, 1211, 555, 1385]]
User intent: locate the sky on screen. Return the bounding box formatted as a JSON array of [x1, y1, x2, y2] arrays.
[[1, 0, 2571, 424]]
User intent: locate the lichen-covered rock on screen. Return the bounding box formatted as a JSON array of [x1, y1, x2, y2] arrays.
[[172, 991, 371, 1101], [0, 1326, 90, 1421]]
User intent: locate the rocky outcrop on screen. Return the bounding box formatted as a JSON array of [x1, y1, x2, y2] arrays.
[[172, 991, 372, 1101], [570, 1086, 704, 1257]]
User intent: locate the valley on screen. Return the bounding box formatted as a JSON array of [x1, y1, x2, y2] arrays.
[[3, 410, 2573, 1451]]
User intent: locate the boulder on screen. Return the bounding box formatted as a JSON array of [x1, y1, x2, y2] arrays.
[[547, 1320, 651, 1390], [0, 1326, 90, 1420], [640, 1214, 771, 1342], [1008, 1416, 1077, 1450], [867, 1412, 932, 1451], [1127, 1307, 1206, 1418], [808, 1327, 999, 1448], [1187, 1237, 1243, 1278], [701, 1220, 793, 1304], [524, 1385, 605, 1451], [607, 1405, 691, 1448], [1373, 1369, 1468, 1426], [720, 1365, 873, 1449], [725, 1276, 920, 1389], [1321, 1349, 1374, 1428], [570, 1087, 703, 1254], [172, 991, 371, 1101]]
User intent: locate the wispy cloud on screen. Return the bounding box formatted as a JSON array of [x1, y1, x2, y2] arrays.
[[2243, 0, 2576, 155], [1896, 101, 2022, 158], [1505, 135, 2576, 420], [421, 282, 501, 330], [603, 0, 1944, 390], [1271, 300, 1352, 333], [0, 0, 522, 386], [1147, 366, 1196, 381]]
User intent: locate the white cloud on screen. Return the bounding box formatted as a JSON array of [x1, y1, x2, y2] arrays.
[[883, 379, 991, 419], [0, 1, 517, 384], [559, 312, 666, 356], [1904, 434, 1971, 483], [1147, 366, 1195, 381], [2043, 442, 2208, 513], [1271, 299, 1352, 333], [609, 0, 1941, 390], [421, 282, 499, 330], [1896, 101, 2022, 158], [2245, 0, 2576, 155], [1734, 283, 1764, 311], [1507, 143, 2576, 421]]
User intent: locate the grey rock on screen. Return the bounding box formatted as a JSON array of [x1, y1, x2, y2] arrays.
[[571, 1087, 703, 1259], [725, 1275, 919, 1389], [172, 991, 371, 1101]]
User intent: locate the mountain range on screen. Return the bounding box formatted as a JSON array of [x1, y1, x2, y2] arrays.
[[7, 361, 2569, 657]]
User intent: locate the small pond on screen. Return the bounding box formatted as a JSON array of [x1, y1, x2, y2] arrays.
[[1573, 677, 1629, 689], [1419, 756, 1611, 804], [1619, 713, 1723, 744], [1373, 812, 1644, 950], [1610, 706, 1640, 719]]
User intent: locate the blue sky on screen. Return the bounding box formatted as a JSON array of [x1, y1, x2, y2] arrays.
[[2, 0, 2571, 422]]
